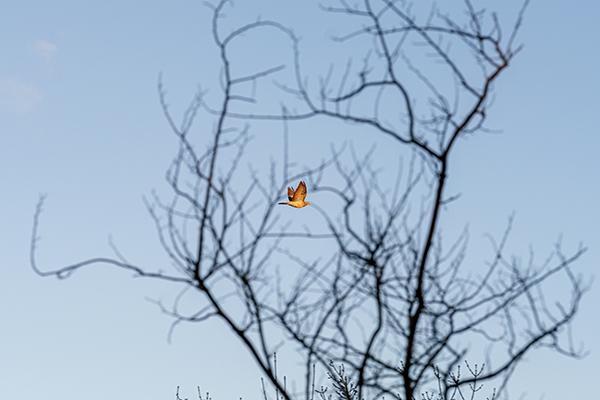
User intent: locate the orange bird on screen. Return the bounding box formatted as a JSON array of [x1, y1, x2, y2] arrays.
[[278, 181, 311, 208]]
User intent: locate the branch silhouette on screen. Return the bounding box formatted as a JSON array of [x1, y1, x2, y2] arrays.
[[31, 1, 588, 400]]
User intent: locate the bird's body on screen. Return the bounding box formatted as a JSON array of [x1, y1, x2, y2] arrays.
[[278, 181, 311, 208]]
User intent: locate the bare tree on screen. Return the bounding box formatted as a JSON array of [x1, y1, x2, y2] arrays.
[[31, 1, 588, 400]]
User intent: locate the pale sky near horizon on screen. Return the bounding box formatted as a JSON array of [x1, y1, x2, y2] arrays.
[[1, 1, 599, 399]]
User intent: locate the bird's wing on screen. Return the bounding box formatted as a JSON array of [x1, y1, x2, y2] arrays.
[[292, 181, 307, 202], [287, 186, 295, 201]]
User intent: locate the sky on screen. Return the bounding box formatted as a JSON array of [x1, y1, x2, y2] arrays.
[[1, 0, 599, 399]]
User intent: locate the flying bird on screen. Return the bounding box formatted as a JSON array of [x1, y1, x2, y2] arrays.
[[278, 181, 311, 208]]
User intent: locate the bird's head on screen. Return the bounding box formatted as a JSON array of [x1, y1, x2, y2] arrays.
[[305, 202, 311, 206]]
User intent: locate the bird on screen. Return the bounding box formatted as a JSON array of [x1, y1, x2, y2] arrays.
[[278, 181, 311, 208]]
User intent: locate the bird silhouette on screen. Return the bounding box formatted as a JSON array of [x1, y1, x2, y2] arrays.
[[278, 181, 311, 208]]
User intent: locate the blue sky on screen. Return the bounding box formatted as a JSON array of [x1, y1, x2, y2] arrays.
[[1, 1, 599, 399]]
